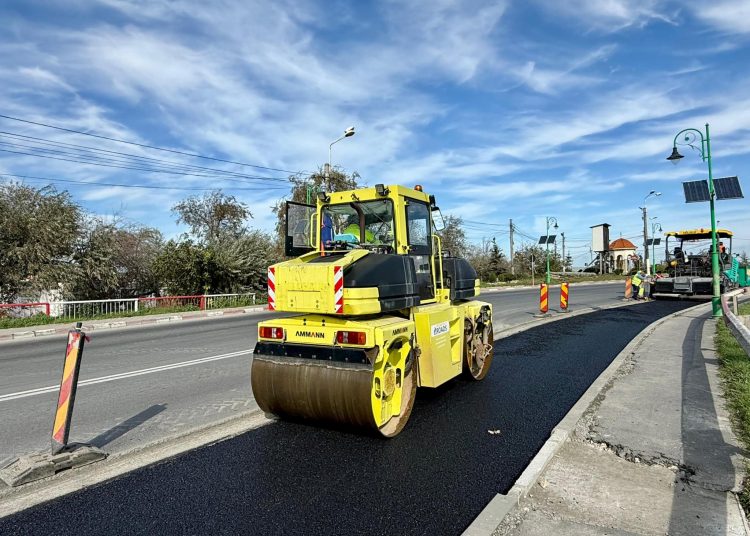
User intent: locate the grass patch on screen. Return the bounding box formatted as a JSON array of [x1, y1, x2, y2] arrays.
[[715, 314, 750, 512]]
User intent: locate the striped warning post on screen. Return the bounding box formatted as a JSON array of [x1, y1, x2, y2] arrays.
[[51, 328, 86, 454], [560, 282, 569, 311], [624, 277, 632, 299], [334, 265, 344, 314], [268, 267, 276, 310], [539, 284, 549, 314]]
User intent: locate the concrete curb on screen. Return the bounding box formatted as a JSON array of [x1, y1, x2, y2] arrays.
[[0, 409, 270, 518], [0, 305, 269, 344], [465, 299, 711, 536]]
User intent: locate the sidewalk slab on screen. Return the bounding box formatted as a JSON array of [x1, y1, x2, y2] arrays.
[[590, 308, 744, 491], [500, 305, 748, 536]]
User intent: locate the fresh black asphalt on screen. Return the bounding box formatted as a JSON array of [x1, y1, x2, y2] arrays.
[[0, 300, 695, 535]]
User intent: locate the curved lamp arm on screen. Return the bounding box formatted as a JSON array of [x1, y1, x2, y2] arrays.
[[672, 127, 707, 161]]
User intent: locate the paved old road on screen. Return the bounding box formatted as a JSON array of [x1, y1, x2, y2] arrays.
[[0, 299, 695, 535], [0, 282, 624, 463]]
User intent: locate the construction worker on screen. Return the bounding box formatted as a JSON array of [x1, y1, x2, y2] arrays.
[[631, 270, 643, 300], [343, 220, 376, 244]]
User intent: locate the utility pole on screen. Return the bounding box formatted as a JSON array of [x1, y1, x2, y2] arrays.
[[509, 219, 515, 275], [642, 206, 649, 275], [561, 232, 566, 273]]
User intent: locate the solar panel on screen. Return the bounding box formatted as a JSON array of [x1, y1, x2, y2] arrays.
[[715, 176, 744, 200], [683, 180, 709, 203], [538, 235, 556, 244], [646, 238, 661, 246]]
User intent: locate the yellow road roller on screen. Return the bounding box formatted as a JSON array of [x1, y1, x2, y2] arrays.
[[251, 184, 494, 437]]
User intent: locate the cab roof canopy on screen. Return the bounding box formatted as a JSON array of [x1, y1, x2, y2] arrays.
[[665, 229, 733, 240]]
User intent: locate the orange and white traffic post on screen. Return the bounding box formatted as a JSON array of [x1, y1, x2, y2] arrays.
[[539, 284, 549, 314], [51, 322, 88, 455], [560, 282, 569, 312], [624, 277, 633, 299]]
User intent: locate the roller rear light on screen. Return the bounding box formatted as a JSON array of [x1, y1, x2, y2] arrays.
[[259, 326, 285, 340], [336, 330, 366, 345]]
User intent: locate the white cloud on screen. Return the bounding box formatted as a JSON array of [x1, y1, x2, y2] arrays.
[[691, 1, 750, 34], [532, 0, 676, 32]]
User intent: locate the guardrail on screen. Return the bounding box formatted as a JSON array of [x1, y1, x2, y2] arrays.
[[720, 289, 750, 357], [0, 293, 257, 321], [0, 302, 51, 317]]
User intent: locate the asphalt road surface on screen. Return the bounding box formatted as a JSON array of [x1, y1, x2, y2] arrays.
[[0, 282, 623, 464], [0, 299, 694, 535]]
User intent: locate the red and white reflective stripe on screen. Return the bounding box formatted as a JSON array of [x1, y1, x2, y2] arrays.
[[333, 266, 344, 314], [268, 267, 276, 311]]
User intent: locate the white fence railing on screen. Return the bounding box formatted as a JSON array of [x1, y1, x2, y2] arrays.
[[2, 293, 257, 321], [721, 289, 750, 357]]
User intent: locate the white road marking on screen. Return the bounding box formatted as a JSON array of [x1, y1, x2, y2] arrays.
[[0, 349, 254, 403]]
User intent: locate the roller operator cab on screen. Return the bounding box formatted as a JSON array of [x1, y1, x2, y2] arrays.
[[252, 184, 494, 437]]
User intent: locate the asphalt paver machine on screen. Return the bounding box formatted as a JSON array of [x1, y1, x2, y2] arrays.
[[652, 228, 737, 298], [251, 184, 494, 437]]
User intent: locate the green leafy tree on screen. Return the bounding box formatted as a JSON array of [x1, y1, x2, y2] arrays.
[[513, 244, 563, 276], [436, 215, 468, 258], [67, 219, 163, 299], [0, 183, 80, 302], [153, 239, 208, 295], [173, 190, 251, 243]]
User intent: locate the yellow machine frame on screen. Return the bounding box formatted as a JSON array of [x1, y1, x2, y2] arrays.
[[253, 184, 494, 436]]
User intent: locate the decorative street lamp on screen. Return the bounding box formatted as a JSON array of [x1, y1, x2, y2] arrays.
[[641, 190, 661, 276], [651, 221, 662, 273], [325, 126, 356, 183], [545, 216, 558, 284], [666, 123, 721, 317]]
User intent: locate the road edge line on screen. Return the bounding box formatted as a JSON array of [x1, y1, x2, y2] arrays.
[[0, 409, 270, 518], [465, 300, 711, 536]]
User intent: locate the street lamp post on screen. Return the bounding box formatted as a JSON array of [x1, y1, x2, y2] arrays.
[[666, 123, 721, 318], [651, 221, 662, 273], [325, 126, 356, 186], [641, 190, 661, 276], [545, 216, 558, 284]]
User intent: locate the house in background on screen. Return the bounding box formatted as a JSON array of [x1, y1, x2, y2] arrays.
[[609, 237, 638, 273]]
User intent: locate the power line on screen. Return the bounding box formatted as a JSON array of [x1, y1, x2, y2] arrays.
[[0, 131, 292, 182], [0, 113, 306, 175], [0, 146, 291, 183], [0, 173, 287, 192]]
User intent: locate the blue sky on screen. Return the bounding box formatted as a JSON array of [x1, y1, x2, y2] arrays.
[[1, 0, 748, 266]]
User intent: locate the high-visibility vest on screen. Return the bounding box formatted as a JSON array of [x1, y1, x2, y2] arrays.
[[632, 274, 642, 286]]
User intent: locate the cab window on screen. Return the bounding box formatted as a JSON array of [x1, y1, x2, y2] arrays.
[[406, 201, 431, 254]]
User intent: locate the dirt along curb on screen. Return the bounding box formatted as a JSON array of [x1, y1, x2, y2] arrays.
[[0, 305, 269, 343], [464, 299, 710, 536]]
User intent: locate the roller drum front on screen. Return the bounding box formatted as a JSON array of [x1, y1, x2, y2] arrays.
[[251, 344, 416, 437]]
